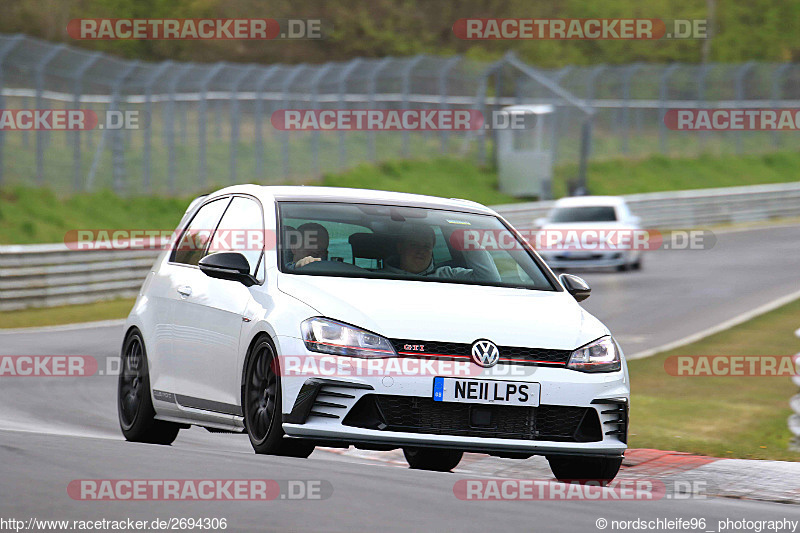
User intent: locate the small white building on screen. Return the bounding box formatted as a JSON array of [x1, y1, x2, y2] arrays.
[[496, 104, 555, 199]]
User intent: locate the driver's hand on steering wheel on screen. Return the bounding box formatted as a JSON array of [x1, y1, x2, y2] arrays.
[[295, 256, 322, 268]]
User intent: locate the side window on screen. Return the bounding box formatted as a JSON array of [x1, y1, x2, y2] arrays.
[[172, 198, 230, 266], [207, 197, 265, 279]]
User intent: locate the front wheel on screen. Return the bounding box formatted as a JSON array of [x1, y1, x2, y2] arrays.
[[546, 455, 622, 485], [403, 448, 463, 472], [243, 337, 314, 458], [117, 330, 181, 445]]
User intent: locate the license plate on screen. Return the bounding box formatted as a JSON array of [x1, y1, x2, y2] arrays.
[[432, 377, 540, 406]]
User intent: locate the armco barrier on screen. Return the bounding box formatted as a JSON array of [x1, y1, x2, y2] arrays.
[[1, 182, 799, 311], [493, 182, 800, 229], [0, 244, 160, 311]]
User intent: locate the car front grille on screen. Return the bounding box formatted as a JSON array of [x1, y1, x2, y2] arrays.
[[342, 395, 602, 442], [389, 339, 571, 366]]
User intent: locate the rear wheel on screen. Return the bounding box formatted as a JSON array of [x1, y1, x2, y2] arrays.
[[117, 330, 180, 445], [546, 455, 622, 485], [403, 448, 463, 472], [243, 337, 314, 458]]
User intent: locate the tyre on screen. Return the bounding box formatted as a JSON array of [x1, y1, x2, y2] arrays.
[[546, 455, 623, 485], [117, 330, 181, 445], [631, 257, 643, 271], [243, 336, 314, 458], [403, 448, 463, 472]]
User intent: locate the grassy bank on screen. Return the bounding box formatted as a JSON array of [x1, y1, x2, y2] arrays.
[[628, 297, 800, 461], [0, 298, 136, 329]]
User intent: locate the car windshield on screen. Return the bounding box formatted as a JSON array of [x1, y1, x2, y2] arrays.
[[278, 201, 555, 291], [550, 206, 617, 222]]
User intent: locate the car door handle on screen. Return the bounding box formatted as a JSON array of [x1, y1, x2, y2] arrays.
[[177, 285, 192, 297]]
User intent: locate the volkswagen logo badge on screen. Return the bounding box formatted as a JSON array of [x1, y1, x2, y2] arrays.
[[471, 339, 499, 368]]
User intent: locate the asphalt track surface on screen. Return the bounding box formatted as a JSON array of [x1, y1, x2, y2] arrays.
[[1, 224, 799, 532]]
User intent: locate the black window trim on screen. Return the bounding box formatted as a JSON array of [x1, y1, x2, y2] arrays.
[[168, 194, 267, 286]]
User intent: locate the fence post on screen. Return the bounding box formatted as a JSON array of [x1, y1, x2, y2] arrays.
[[165, 64, 195, 194], [770, 63, 791, 149], [279, 64, 307, 180], [309, 63, 334, 177], [0, 35, 24, 187], [70, 52, 102, 192], [34, 43, 67, 186], [141, 61, 172, 194], [734, 62, 756, 154], [401, 55, 425, 157], [335, 58, 361, 169], [86, 60, 139, 193], [368, 58, 393, 162], [621, 64, 641, 154], [788, 327, 800, 450], [254, 65, 281, 180], [438, 56, 461, 153], [110, 61, 139, 194], [551, 66, 573, 166], [197, 62, 226, 189], [230, 65, 257, 184], [658, 64, 680, 154], [696, 63, 709, 150]]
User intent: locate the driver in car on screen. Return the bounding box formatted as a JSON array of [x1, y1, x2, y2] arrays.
[[288, 222, 330, 269], [383, 223, 500, 281]]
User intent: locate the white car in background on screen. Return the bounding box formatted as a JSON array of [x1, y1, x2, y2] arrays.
[[118, 186, 629, 483], [536, 196, 644, 272]]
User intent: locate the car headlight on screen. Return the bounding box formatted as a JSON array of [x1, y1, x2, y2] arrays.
[[301, 317, 397, 359], [567, 336, 621, 373]]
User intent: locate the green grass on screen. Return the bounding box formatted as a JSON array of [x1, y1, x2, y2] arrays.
[[322, 158, 521, 206], [553, 151, 800, 198], [0, 298, 136, 329], [628, 297, 800, 461], [0, 187, 192, 245]]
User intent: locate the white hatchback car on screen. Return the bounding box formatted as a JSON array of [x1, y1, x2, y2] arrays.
[[536, 196, 644, 271], [118, 186, 629, 482]]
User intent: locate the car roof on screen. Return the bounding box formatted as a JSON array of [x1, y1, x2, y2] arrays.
[[202, 185, 496, 215], [552, 195, 626, 208]]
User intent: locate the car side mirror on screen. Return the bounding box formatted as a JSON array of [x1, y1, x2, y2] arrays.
[[199, 252, 258, 287], [534, 217, 548, 227], [559, 273, 591, 302], [629, 215, 642, 225]]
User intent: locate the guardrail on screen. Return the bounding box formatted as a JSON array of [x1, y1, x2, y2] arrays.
[[0, 244, 160, 311], [493, 181, 800, 229], [1, 181, 799, 311]]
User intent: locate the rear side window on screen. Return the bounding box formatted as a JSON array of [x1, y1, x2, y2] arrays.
[[207, 197, 265, 280], [550, 206, 617, 223], [172, 198, 230, 265]]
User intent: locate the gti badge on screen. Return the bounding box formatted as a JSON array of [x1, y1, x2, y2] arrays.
[[471, 339, 499, 368]]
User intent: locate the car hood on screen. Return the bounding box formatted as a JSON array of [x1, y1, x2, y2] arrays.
[[277, 274, 608, 350]]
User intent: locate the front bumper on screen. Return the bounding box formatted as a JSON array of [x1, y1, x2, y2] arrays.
[[276, 336, 629, 457]]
